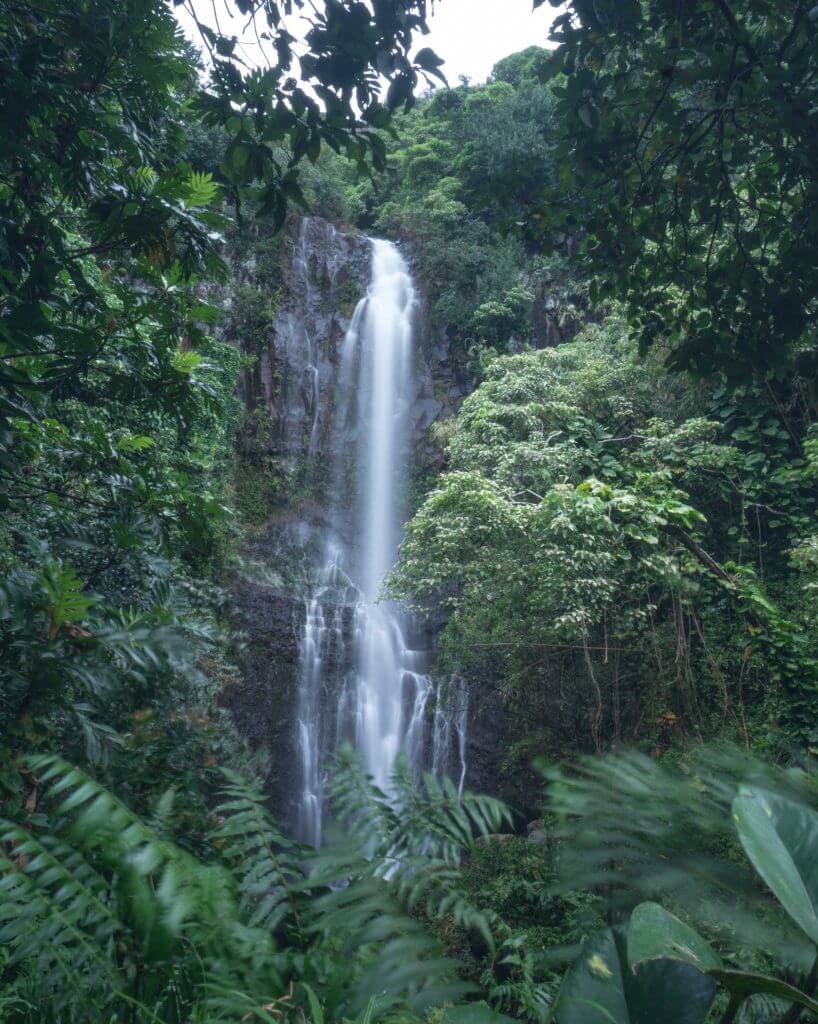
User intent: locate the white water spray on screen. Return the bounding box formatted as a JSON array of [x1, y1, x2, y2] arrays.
[[351, 240, 417, 792], [294, 230, 466, 845]]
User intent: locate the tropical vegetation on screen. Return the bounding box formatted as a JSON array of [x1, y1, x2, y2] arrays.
[[2, 0, 818, 1021]]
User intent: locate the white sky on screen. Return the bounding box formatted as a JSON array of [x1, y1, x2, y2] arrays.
[[423, 1, 557, 84], [175, 1, 559, 87]]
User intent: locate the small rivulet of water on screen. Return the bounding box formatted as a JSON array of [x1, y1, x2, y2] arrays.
[[293, 228, 467, 847]]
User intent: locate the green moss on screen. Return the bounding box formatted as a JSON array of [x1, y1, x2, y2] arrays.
[[231, 283, 281, 356], [232, 462, 276, 526], [336, 274, 363, 319]]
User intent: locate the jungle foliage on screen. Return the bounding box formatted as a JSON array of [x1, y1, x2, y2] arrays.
[[3, 0, 818, 1022], [352, 50, 585, 354], [6, 743, 818, 1024], [392, 319, 818, 756], [385, 0, 818, 763], [0, 0, 444, 952], [537, 0, 818, 381], [0, 0, 442, 807]]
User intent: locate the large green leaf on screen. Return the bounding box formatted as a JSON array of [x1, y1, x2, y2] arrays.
[[627, 902, 818, 1018], [732, 786, 818, 943], [626, 902, 721, 974], [709, 969, 818, 1015], [553, 925, 716, 1024]]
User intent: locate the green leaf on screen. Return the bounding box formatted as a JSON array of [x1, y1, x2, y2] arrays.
[[300, 983, 325, 1024], [189, 302, 222, 325], [42, 563, 95, 639], [172, 350, 202, 376], [732, 786, 818, 943], [186, 172, 221, 207], [709, 969, 818, 1014], [554, 926, 716, 1024], [116, 434, 154, 453], [629, 905, 818, 1014], [627, 903, 722, 974]]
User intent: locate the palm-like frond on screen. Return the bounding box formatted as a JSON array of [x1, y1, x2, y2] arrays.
[[0, 754, 284, 1022], [304, 744, 516, 1015], [0, 832, 121, 1018], [543, 745, 818, 967]]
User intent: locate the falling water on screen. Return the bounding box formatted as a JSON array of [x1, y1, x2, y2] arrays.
[[349, 240, 419, 793], [294, 230, 466, 846]]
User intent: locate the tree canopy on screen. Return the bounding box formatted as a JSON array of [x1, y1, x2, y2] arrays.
[[4, 1, 818, 1022], [538, 0, 818, 380]]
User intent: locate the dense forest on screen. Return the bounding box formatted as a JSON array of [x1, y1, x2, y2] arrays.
[[2, 1, 818, 1022]]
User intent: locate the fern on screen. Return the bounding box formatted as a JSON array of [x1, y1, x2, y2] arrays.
[[543, 745, 818, 966], [389, 759, 512, 861], [41, 562, 95, 640], [211, 769, 306, 935], [0, 837, 121, 1018], [0, 755, 271, 1022], [0, 751, 535, 1023], [307, 746, 516, 1013], [184, 171, 219, 209]]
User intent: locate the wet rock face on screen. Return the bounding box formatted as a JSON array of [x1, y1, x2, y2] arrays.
[[224, 574, 302, 821], [225, 218, 378, 824], [236, 218, 373, 472]]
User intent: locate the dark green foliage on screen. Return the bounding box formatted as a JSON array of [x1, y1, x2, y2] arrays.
[[0, 750, 519, 1023], [380, 1, 818, 759], [177, 0, 442, 226], [3, 0, 818, 1018], [0, 0, 446, 801], [555, 923, 717, 1024], [393, 320, 818, 754], [8, 745, 818, 1023], [544, 745, 818, 1022], [538, 0, 818, 381], [354, 64, 561, 350], [455, 836, 602, 982], [0, 1, 250, 803], [491, 47, 550, 88]]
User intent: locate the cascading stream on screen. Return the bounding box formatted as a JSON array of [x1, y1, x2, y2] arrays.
[[352, 240, 416, 793], [293, 226, 466, 846]]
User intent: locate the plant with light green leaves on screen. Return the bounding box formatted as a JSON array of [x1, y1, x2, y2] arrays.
[[392, 317, 818, 752], [546, 745, 818, 1024]]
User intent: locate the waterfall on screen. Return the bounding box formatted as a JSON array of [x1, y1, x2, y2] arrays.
[[293, 228, 466, 846], [349, 240, 418, 793]]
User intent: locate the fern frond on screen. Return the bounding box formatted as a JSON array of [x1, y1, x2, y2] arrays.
[[324, 744, 401, 852], [28, 753, 239, 953], [389, 763, 512, 862], [0, 840, 122, 1017], [212, 769, 306, 933], [307, 868, 473, 1016], [2, 755, 294, 1022]]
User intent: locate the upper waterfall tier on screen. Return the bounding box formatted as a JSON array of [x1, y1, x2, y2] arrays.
[[361, 239, 416, 601]]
